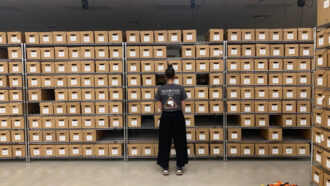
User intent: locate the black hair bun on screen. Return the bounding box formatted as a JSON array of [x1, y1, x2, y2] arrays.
[[167, 64, 174, 69]]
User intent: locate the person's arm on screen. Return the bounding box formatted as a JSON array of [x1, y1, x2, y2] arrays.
[[157, 101, 162, 112], [181, 100, 186, 113], [155, 88, 162, 112], [181, 87, 188, 113]]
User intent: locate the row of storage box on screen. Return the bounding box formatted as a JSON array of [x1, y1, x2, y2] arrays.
[[38, 102, 123, 115], [227, 128, 286, 141], [0, 28, 315, 45], [28, 130, 103, 143], [314, 109, 330, 128], [235, 115, 310, 127], [313, 127, 330, 151], [29, 144, 123, 157], [313, 146, 330, 172], [28, 116, 123, 129], [317, 28, 330, 48], [9, 75, 123, 88], [312, 165, 329, 186], [227, 143, 310, 156], [315, 49, 330, 68], [0, 131, 25, 143], [226, 44, 313, 57], [0, 145, 25, 158]]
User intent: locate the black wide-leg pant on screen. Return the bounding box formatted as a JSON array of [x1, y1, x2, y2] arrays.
[[157, 111, 188, 169]]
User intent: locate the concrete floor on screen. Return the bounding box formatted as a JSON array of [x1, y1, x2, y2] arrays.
[[0, 160, 310, 186]]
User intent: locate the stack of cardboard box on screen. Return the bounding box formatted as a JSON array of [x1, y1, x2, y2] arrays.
[[313, 1, 330, 185], [0, 32, 26, 159], [226, 28, 313, 158]]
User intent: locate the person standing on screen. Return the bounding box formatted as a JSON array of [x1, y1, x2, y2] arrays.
[[154, 64, 188, 176]]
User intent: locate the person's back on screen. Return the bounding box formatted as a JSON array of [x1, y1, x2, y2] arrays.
[[155, 83, 186, 112]]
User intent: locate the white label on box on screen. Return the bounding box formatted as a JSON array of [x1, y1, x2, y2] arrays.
[[289, 49, 295, 55], [244, 149, 250, 155], [273, 49, 280, 56], [143, 51, 150, 57], [258, 120, 265, 126], [185, 107, 191, 112], [0, 108, 5, 114], [98, 36, 104, 42], [213, 35, 220, 41], [144, 65, 151, 71], [287, 64, 294, 70], [316, 154, 321, 162], [318, 78, 323, 85], [286, 105, 293, 111], [29, 37, 35, 43], [185, 50, 192, 56], [327, 160, 330, 168], [171, 35, 178, 41], [86, 135, 92, 141], [186, 79, 192, 85], [73, 135, 79, 141], [303, 49, 309, 56], [302, 33, 308, 40], [1, 149, 8, 156], [146, 79, 152, 85], [245, 50, 251, 56], [243, 79, 250, 84], [214, 50, 221, 56], [70, 107, 76, 113], [300, 63, 307, 69], [31, 51, 37, 58], [33, 150, 40, 155], [0, 66, 4, 72], [186, 64, 192, 70], [316, 116, 322, 123], [245, 92, 251, 98], [174, 79, 179, 84], [97, 120, 105, 126], [198, 92, 205, 98], [258, 106, 264, 111], [231, 49, 237, 55], [198, 149, 205, 155], [259, 91, 265, 97], [198, 106, 205, 112], [99, 64, 106, 71], [1, 121, 7, 127], [70, 35, 77, 41], [272, 148, 279, 154], [259, 34, 265, 40], [44, 51, 51, 58], [15, 150, 22, 156], [245, 120, 251, 126], [31, 80, 38, 86], [98, 80, 105, 86], [287, 33, 294, 40], [85, 120, 92, 126], [132, 106, 137, 113], [299, 149, 305, 155], [99, 107, 105, 113], [12, 52, 18, 58], [98, 51, 105, 57], [145, 106, 151, 112], [156, 50, 163, 57], [112, 35, 119, 41], [158, 35, 164, 42], [58, 65, 65, 72], [286, 78, 293, 84], [300, 106, 306, 112], [231, 92, 237, 98], [244, 64, 250, 70], [85, 107, 91, 113], [72, 93, 78, 99], [286, 119, 292, 126], [71, 66, 78, 72], [213, 92, 219, 98], [319, 38, 324, 46], [286, 148, 292, 154], [57, 107, 64, 114], [213, 134, 220, 140], [14, 121, 20, 127], [14, 135, 21, 141], [173, 65, 178, 71], [300, 119, 307, 126], [131, 120, 137, 126], [59, 149, 65, 155], [231, 35, 237, 41], [213, 148, 220, 154], [245, 34, 251, 40], [325, 0, 330, 8], [131, 93, 137, 99], [43, 36, 49, 42], [42, 108, 49, 114], [186, 120, 191, 126], [84, 66, 91, 72], [13, 66, 19, 72], [199, 134, 206, 140], [113, 120, 119, 127], [245, 107, 251, 112], [272, 133, 278, 139], [12, 108, 18, 114], [113, 52, 119, 58], [111, 149, 118, 155], [46, 135, 52, 141], [258, 78, 264, 84], [112, 80, 118, 86], [231, 148, 237, 154], [230, 64, 237, 70], [131, 149, 137, 155], [318, 58, 323, 65], [85, 93, 92, 100], [231, 133, 238, 139], [272, 105, 278, 111], [72, 149, 79, 155], [0, 95, 3, 100], [59, 136, 66, 141], [316, 135, 321, 143], [213, 63, 220, 70], [260, 49, 266, 55], [11, 36, 17, 43], [200, 49, 206, 56], [72, 52, 78, 58], [84, 80, 91, 86], [200, 64, 206, 70], [113, 93, 119, 99], [231, 106, 237, 111], [287, 92, 293, 98], [213, 106, 219, 112], [32, 135, 39, 141], [0, 136, 6, 142], [56, 35, 63, 42], [84, 36, 90, 43], [187, 133, 192, 140]]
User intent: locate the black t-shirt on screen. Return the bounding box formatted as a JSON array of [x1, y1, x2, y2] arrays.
[[155, 83, 187, 111]]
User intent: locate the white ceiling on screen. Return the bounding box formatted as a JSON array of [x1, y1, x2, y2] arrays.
[[0, 0, 317, 35]]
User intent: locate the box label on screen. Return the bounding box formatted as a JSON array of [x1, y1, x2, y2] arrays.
[[243, 64, 250, 70], [99, 51, 105, 57], [231, 49, 237, 55], [258, 149, 265, 155], [131, 149, 137, 155], [99, 107, 106, 113], [303, 49, 309, 56], [272, 105, 278, 111], [200, 49, 206, 56], [244, 107, 251, 112], [245, 34, 251, 40], [185, 107, 191, 112], [316, 154, 321, 162], [258, 106, 264, 111], [198, 149, 205, 154], [300, 106, 306, 112], [300, 119, 307, 126], [59, 136, 66, 141], [317, 58, 323, 65], [243, 79, 250, 84], [171, 35, 178, 41], [143, 51, 150, 57], [230, 148, 237, 154], [213, 134, 220, 140], [231, 35, 237, 41], [288, 49, 295, 55], [198, 106, 205, 112], [244, 149, 250, 155], [231, 133, 238, 139], [286, 105, 292, 111], [273, 49, 280, 56], [214, 50, 221, 56], [285, 119, 292, 125], [213, 148, 220, 154], [34, 150, 40, 155], [15, 150, 22, 156], [259, 120, 265, 126], [259, 49, 266, 55], [187, 133, 192, 140], [0, 136, 6, 141], [158, 35, 164, 42], [325, 0, 329, 8], [272, 148, 279, 154], [244, 120, 251, 126], [317, 78, 323, 85], [245, 50, 251, 56], [272, 133, 278, 139], [186, 34, 193, 41], [113, 52, 119, 58]]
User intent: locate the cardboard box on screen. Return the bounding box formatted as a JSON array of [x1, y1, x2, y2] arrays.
[[66, 102, 81, 114], [228, 45, 241, 57], [182, 46, 196, 58], [140, 31, 154, 43], [255, 87, 268, 99], [81, 117, 95, 128], [43, 131, 55, 142], [0, 32, 6, 44], [53, 103, 67, 115], [210, 129, 223, 141], [109, 88, 123, 100], [141, 61, 154, 72], [55, 145, 69, 157], [40, 102, 53, 115], [30, 145, 42, 157], [153, 46, 166, 58], [12, 145, 25, 158], [283, 87, 296, 99], [297, 73, 311, 85], [256, 44, 269, 56], [0, 104, 8, 115], [126, 46, 140, 58], [297, 87, 311, 99], [184, 115, 194, 127], [81, 89, 94, 100], [196, 45, 209, 58], [195, 87, 208, 99], [299, 44, 313, 56], [8, 47, 21, 59], [268, 59, 283, 71], [314, 109, 324, 126], [67, 61, 81, 73], [241, 144, 254, 156], [27, 61, 41, 73], [241, 74, 254, 85], [312, 166, 324, 185], [128, 144, 141, 156], [25, 32, 39, 44], [128, 102, 141, 114], [182, 60, 195, 72], [167, 30, 182, 42], [279, 115, 296, 127], [210, 144, 223, 156], [209, 73, 223, 85], [53, 32, 67, 44], [41, 76, 53, 87], [127, 75, 141, 86], [0, 131, 10, 143], [109, 30, 123, 43], [261, 128, 282, 141], [315, 49, 328, 67], [41, 117, 55, 128], [95, 89, 109, 100], [11, 117, 24, 129], [27, 76, 41, 88], [56, 130, 69, 142], [141, 144, 155, 156], [314, 146, 324, 165], [315, 71, 327, 87], [298, 28, 313, 41], [54, 61, 67, 73], [297, 59, 311, 70], [70, 130, 83, 142], [67, 32, 80, 43], [195, 144, 209, 156], [209, 87, 222, 99], [270, 44, 284, 56], [185, 87, 194, 99], [84, 130, 102, 142], [0, 117, 11, 129], [174, 74, 183, 85], [196, 129, 210, 141], [283, 59, 296, 71], [0, 90, 8, 102], [95, 102, 109, 114], [126, 31, 140, 43], [240, 115, 255, 127], [142, 75, 155, 86], [228, 128, 241, 141], [81, 47, 95, 59], [227, 143, 240, 156], [141, 88, 154, 100], [184, 101, 194, 113], [67, 75, 81, 87], [283, 28, 298, 40], [7, 32, 23, 44], [141, 102, 154, 114], [94, 31, 108, 43], [186, 129, 195, 141], [42, 145, 56, 157], [68, 145, 82, 156], [127, 88, 141, 100], [227, 101, 240, 113], [254, 74, 267, 85], [255, 144, 269, 156], [40, 48, 55, 59], [68, 47, 81, 59], [11, 131, 24, 143], [227, 60, 240, 71], [109, 144, 123, 156], [195, 101, 209, 113], [256, 29, 269, 41], [0, 62, 8, 74], [39, 32, 53, 44], [268, 74, 282, 85], [95, 116, 109, 128], [297, 101, 311, 113], [27, 48, 40, 59], [285, 44, 299, 56], [109, 47, 122, 59], [282, 101, 296, 113], [317, 0, 330, 26], [227, 29, 241, 41], [81, 102, 95, 114], [41, 62, 55, 73], [242, 45, 255, 57], [94, 144, 108, 157], [241, 101, 254, 113], [154, 30, 167, 42], [110, 116, 123, 128], [94, 75, 108, 87], [268, 87, 282, 99], [324, 171, 330, 186], [269, 144, 282, 156], [81, 75, 95, 87], [255, 115, 269, 127], [242, 29, 255, 41], [94, 61, 109, 73], [297, 143, 310, 156], [80, 31, 94, 43], [95, 47, 109, 58], [8, 62, 22, 74], [29, 131, 42, 142], [314, 127, 324, 146], [182, 30, 196, 42], [109, 102, 122, 114], [210, 45, 223, 57], [210, 60, 224, 71], [282, 144, 296, 156]]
